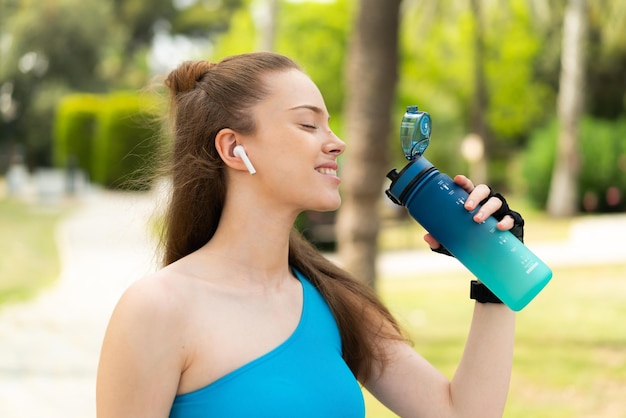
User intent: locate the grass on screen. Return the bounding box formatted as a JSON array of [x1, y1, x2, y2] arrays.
[[363, 263, 626, 417], [371, 198, 625, 416], [0, 197, 66, 304]]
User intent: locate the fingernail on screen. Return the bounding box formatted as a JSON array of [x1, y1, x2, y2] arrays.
[[475, 211, 484, 221], [466, 199, 475, 209]]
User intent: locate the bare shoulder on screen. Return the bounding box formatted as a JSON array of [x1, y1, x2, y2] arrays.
[[97, 265, 223, 415], [100, 270, 195, 370], [113, 270, 189, 326], [96, 270, 200, 416], [105, 262, 235, 347]]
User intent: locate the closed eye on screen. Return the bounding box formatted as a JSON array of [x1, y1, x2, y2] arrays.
[[301, 124, 318, 130]]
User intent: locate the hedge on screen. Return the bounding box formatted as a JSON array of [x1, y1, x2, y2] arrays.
[[520, 117, 626, 212], [53, 94, 102, 179], [92, 92, 161, 189], [54, 92, 162, 190]]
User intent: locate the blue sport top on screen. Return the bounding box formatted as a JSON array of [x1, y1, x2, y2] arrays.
[[168, 269, 365, 418]]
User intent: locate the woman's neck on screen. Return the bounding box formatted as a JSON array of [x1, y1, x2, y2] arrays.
[[197, 191, 298, 285]]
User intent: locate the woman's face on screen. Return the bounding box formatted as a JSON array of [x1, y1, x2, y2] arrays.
[[244, 69, 346, 214]]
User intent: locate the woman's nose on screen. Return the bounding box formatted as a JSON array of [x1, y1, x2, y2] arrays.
[[324, 132, 346, 156]]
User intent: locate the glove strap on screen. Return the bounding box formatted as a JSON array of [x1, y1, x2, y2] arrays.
[[470, 280, 503, 304]]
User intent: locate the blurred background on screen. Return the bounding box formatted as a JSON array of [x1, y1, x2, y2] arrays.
[[0, 0, 625, 416]]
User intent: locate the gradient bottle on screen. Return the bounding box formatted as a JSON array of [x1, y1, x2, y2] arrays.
[[385, 106, 552, 311]]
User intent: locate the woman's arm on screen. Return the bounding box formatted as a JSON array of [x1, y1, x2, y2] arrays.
[[365, 175, 517, 417], [96, 278, 187, 418], [365, 304, 514, 418], [450, 302, 516, 416]]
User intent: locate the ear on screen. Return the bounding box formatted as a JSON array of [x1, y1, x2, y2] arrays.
[[215, 128, 249, 173]]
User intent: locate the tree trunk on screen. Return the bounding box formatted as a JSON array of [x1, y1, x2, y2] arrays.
[[547, 0, 586, 217], [336, 0, 401, 289], [256, 0, 279, 51], [468, 0, 489, 186]]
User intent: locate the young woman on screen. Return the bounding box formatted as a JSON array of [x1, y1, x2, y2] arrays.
[[96, 52, 520, 417]]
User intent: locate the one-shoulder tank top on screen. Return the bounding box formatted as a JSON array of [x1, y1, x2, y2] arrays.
[[168, 269, 365, 418]]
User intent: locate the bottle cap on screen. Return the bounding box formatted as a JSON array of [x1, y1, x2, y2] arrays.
[[400, 105, 432, 160]]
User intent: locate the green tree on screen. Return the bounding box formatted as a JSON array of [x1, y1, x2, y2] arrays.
[[586, 0, 626, 119], [210, 0, 351, 121], [107, 0, 245, 84], [399, 0, 556, 189], [0, 0, 113, 168], [275, 0, 351, 118], [0, 0, 246, 171]]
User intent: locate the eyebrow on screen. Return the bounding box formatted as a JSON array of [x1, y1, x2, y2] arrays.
[[289, 104, 330, 120]]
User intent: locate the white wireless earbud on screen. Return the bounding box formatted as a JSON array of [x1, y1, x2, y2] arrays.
[[233, 145, 256, 175]]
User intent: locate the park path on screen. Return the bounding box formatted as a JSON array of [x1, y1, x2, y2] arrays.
[[0, 188, 625, 417], [0, 190, 159, 418]]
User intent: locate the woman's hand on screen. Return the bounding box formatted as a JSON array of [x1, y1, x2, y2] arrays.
[[424, 174, 525, 253]]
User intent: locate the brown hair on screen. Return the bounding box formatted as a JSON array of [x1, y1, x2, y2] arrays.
[[161, 52, 404, 381]]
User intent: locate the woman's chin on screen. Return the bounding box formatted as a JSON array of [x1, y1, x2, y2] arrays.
[[311, 198, 341, 213], [325, 197, 342, 212]]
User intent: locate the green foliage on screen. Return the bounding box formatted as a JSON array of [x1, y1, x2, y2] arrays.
[[171, 0, 246, 37], [397, 0, 560, 188], [399, 0, 554, 164], [518, 118, 556, 207], [112, 0, 176, 47], [0, 0, 111, 90], [209, 6, 258, 57], [579, 117, 626, 212], [210, 0, 351, 136], [53, 94, 102, 177], [0, 0, 112, 168], [400, 6, 474, 107], [13, 82, 73, 168], [519, 116, 626, 212], [587, 1, 626, 119], [276, 0, 352, 118], [52, 92, 162, 190], [91, 93, 161, 189], [4, 0, 625, 203], [0, 0, 243, 171], [484, 0, 555, 141], [398, 7, 474, 175]]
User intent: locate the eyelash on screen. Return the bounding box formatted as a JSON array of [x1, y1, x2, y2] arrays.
[[301, 124, 317, 130]]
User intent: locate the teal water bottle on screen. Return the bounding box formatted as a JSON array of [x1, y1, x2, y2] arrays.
[[385, 106, 552, 311]]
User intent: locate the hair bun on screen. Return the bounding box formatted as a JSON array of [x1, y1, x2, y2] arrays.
[[165, 60, 215, 94]]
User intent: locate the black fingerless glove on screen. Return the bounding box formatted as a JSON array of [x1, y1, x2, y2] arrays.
[[491, 192, 524, 242], [431, 188, 525, 257]]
